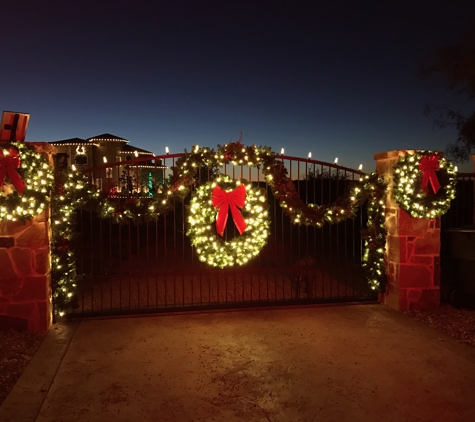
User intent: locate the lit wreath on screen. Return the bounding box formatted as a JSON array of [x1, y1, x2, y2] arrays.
[[187, 175, 270, 268], [393, 150, 457, 218], [0, 142, 54, 221]]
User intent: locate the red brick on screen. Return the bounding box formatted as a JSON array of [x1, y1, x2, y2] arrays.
[[410, 256, 434, 265], [414, 230, 440, 255], [407, 288, 440, 311], [5, 302, 35, 319], [399, 264, 433, 288], [12, 276, 48, 301], [34, 247, 50, 275], [11, 248, 32, 276], [15, 223, 48, 248], [0, 249, 17, 278], [0, 277, 23, 296], [399, 209, 430, 236], [406, 241, 415, 262], [386, 235, 402, 262], [29, 301, 51, 332], [0, 219, 32, 236]]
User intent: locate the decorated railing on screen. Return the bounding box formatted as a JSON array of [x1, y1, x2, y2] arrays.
[[0, 139, 461, 324]]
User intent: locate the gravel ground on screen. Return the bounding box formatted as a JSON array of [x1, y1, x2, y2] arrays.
[[405, 305, 475, 347], [0, 304, 474, 407], [0, 329, 45, 406]]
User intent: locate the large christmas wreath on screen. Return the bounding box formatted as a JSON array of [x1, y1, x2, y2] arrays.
[[0, 142, 54, 221], [393, 150, 457, 218], [187, 175, 270, 267]]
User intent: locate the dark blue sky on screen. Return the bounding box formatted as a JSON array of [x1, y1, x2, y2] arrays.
[[3, 0, 475, 170]]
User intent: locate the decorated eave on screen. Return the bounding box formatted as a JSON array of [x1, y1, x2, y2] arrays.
[[120, 144, 164, 168], [119, 144, 154, 156], [87, 133, 129, 144], [50, 137, 98, 147]]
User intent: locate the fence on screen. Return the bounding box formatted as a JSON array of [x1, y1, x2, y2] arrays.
[[70, 154, 376, 316], [440, 172, 475, 304]]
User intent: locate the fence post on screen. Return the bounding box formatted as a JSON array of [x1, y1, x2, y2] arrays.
[[0, 143, 55, 331], [374, 150, 440, 311]]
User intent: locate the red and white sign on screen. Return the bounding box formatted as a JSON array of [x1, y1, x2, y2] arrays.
[[0, 111, 30, 142]]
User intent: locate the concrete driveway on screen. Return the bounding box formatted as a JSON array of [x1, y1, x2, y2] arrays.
[[1, 304, 475, 422]]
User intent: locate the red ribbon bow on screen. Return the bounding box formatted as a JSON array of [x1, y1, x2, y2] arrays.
[[419, 154, 441, 195], [0, 148, 26, 194], [211, 185, 247, 237]]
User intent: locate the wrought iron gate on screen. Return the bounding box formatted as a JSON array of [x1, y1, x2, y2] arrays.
[[70, 155, 376, 316]]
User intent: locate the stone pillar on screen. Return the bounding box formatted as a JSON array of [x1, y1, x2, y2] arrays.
[[374, 150, 440, 311], [0, 143, 55, 331]]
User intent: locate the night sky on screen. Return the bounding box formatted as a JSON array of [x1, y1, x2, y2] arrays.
[[2, 0, 475, 171]]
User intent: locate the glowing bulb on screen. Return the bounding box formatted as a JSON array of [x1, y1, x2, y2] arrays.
[[334, 157, 338, 164], [454, 166, 458, 172], [165, 146, 169, 154], [308, 152, 312, 158], [71, 165, 77, 171], [281, 148, 284, 155], [103, 157, 107, 164], [358, 164, 363, 171], [134, 151, 138, 157]]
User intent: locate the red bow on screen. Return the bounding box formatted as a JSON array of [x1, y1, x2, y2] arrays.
[[211, 184, 247, 237], [419, 154, 441, 195], [0, 148, 26, 194]]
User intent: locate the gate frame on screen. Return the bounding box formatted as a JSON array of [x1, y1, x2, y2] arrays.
[[3, 146, 471, 330]]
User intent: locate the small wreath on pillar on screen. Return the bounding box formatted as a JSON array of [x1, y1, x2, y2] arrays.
[[186, 175, 270, 268], [0, 142, 54, 221], [393, 150, 457, 218]]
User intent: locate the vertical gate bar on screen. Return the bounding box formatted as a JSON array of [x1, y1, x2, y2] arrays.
[[89, 210, 94, 312], [99, 216, 103, 311], [109, 215, 113, 311], [78, 209, 84, 314], [146, 220, 149, 309], [118, 221, 122, 311], [137, 219, 141, 309], [155, 217, 159, 309], [128, 220, 132, 310], [312, 162, 317, 299], [320, 164, 325, 299], [182, 193, 185, 307], [173, 203, 176, 307], [164, 214, 168, 308]]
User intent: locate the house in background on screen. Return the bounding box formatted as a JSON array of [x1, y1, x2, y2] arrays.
[[49, 133, 167, 195]]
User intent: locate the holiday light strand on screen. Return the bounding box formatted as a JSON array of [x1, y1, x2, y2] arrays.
[[187, 175, 270, 268], [393, 150, 456, 218], [0, 142, 54, 221]]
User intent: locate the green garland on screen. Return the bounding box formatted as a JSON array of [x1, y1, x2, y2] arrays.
[[393, 150, 456, 218], [0, 140, 388, 315], [187, 175, 270, 268], [0, 142, 54, 221], [51, 171, 103, 315]]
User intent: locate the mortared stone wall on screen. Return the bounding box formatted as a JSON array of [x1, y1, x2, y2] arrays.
[[0, 143, 54, 331]]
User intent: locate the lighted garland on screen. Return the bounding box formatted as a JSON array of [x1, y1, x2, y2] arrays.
[[393, 151, 456, 218], [51, 170, 103, 315], [0, 142, 54, 221], [187, 175, 270, 268], [50, 140, 388, 316]]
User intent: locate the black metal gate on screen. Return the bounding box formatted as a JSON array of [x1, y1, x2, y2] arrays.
[[440, 172, 475, 305], [70, 156, 376, 317]]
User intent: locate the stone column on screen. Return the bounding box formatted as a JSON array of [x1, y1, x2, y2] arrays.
[[374, 150, 440, 311], [0, 143, 55, 331]]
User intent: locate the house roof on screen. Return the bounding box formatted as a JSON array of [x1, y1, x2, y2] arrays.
[[119, 144, 154, 156], [86, 133, 129, 143], [50, 137, 89, 145]]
